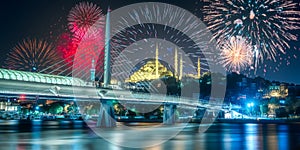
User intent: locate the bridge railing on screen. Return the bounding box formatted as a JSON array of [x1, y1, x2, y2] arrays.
[[99, 89, 221, 108]]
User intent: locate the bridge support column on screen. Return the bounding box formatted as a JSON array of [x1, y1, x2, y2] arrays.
[[194, 108, 206, 118], [163, 103, 177, 125], [96, 100, 116, 128]]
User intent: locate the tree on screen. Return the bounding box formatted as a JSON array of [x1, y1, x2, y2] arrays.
[[286, 95, 298, 115], [275, 107, 288, 118], [296, 107, 300, 116], [165, 76, 180, 96], [49, 103, 63, 114], [199, 72, 211, 98], [67, 104, 79, 114], [260, 104, 268, 116]]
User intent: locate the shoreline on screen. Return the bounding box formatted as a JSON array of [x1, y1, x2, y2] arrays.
[[1, 118, 300, 126], [215, 118, 300, 124]]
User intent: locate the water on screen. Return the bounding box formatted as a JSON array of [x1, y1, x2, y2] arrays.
[[0, 121, 300, 150]]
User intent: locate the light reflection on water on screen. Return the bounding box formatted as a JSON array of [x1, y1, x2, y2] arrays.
[[0, 123, 299, 150], [278, 125, 289, 150], [244, 124, 258, 150]]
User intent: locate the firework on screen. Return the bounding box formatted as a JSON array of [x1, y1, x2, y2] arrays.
[[56, 33, 77, 66], [68, 2, 104, 41], [110, 4, 213, 79], [111, 3, 213, 53], [111, 24, 211, 81], [4, 38, 61, 74], [56, 32, 105, 79], [219, 36, 253, 73], [66, 2, 105, 80], [203, 0, 300, 63]]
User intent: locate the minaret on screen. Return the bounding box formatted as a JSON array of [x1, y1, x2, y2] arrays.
[[155, 43, 159, 78], [197, 57, 201, 78], [179, 54, 183, 80], [174, 47, 178, 78], [103, 7, 111, 87], [90, 59, 95, 81]]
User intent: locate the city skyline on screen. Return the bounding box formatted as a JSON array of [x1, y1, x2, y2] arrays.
[[0, 1, 300, 149], [0, 0, 299, 84]]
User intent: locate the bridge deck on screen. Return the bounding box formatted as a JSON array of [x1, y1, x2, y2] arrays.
[[0, 79, 223, 109]]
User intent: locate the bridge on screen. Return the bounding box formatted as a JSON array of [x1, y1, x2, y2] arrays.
[[0, 6, 232, 127], [0, 68, 225, 127]]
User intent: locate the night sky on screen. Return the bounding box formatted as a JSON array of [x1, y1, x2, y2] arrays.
[[0, 0, 299, 84]]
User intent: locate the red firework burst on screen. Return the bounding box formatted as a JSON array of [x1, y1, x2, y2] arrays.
[[56, 32, 105, 80], [60, 2, 105, 80], [67, 2, 104, 41], [56, 33, 77, 66]]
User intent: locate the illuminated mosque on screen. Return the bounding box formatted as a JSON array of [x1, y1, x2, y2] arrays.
[[124, 45, 202, 83]]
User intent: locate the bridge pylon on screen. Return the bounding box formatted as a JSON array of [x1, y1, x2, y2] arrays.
[[163, 103, 177, 125], [103, 7, 111, 88], [96, 99, 116, 128]]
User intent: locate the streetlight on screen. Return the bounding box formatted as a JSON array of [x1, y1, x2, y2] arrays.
[[247, 102, 254, 107], [247, 102, 254, 117], [35, 106, 40, 114]]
